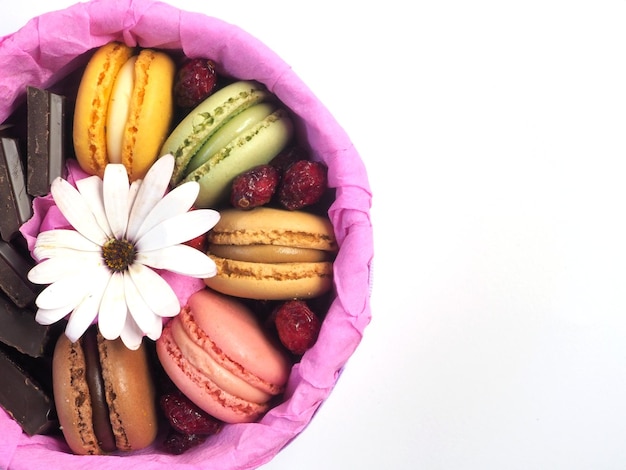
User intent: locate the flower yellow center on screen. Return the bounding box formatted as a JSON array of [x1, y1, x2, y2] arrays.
[[102, 239, 136, 273]]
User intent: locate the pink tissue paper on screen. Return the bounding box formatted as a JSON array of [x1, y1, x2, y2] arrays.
[[0, 0, 373, 468]]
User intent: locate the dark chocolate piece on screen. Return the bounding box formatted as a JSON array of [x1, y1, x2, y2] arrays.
[[27, 86, 66, 197], [0, 123, 15, 136], [0, 347, 56, 435], [0, 240, 40, 308], [0, 292, 52, 357], [0, 137, 32, 242]]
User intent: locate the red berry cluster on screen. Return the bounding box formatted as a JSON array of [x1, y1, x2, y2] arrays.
[[230, 147, 328, 211], [160, 389, 223, 454], [174, 58, 218, 109]]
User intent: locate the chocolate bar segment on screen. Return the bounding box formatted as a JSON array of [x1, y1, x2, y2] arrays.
[[0, 137, 32, 242], [0, 240, 40, 308], [27, 86, 66, 197], [0, 347, 56, 435], [0, 292, 53, 358]]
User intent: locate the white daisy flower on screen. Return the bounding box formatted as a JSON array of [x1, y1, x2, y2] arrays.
[[27, 154, 219, 350]]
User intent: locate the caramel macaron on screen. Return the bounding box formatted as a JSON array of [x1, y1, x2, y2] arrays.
[[52, 326, 158, 455], [73, 42, 175, 181], [205, 207, 337, 300]]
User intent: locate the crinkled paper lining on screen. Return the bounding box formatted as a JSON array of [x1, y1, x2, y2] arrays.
[[0, 0, 373, 468]]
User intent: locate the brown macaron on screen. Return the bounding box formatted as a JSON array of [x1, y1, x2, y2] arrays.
[[52, 326, 158, 455], [205, 207, 337, 300]]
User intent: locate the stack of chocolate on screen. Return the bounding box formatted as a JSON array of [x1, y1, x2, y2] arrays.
[[0, 87, 67, 435]]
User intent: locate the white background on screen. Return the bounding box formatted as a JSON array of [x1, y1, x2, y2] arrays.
[[3, 1, 626, 469]]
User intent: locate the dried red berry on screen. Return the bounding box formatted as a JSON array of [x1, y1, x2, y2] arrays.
[[270, 146, 310, 173], [274, 300, 321, 355], [160, 390, 223, 435], [184, 232, 207, 252], [183, 208, 208, 251], [230, 164, 280, 209], [278, 160, 328, 210], [162, 429, 208, 455], [174, 58, 218, 108]]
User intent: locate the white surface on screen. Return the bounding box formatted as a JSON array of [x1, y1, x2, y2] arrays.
[[3, 1, 626, 469]]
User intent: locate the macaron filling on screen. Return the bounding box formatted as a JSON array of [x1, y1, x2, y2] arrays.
[[208, 244, 332, 263], [106, 55, 137, 164], [82, 327, 117, 453]]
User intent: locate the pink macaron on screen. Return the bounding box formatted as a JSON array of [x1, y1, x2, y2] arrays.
[[156, 288, 291, 423]]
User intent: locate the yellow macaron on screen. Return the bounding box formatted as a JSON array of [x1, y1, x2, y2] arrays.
[[73, 42, 175, 181], [205, 207, 337, 300]]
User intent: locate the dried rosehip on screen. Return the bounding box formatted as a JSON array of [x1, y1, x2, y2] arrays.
[[160, 390, 223, 435], [174, 58, 218, 108], [183, 208, 208, 251], [230, 164, 280, 209], [184, 232, 207, 252], [278, 160, 328, 210], [162, 429, 208, 455], [274, 300, 321, 355], [270, 146, 310, 173]]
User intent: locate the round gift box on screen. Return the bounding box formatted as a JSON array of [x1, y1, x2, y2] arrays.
[[0, 0, 373, 469]]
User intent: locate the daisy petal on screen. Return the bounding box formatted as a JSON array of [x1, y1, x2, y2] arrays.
[[146, 320, 163, 341], [123, 271, 163, 336], [34, 230, 101, 258], [64, 267, 111, 342], [136, 209, 220, 252], [127, 263, 180, 317], [128, 179, 142, 214], [76, 175, 113, 237], [35, 305, 75, 325], [34, 272, 96, 310], [50, 177, 108, 245], [126, 155, 174, 240], [103, 164, 130, 238], [98, 272, 127, 340], [28, 251, 104, 285], [65, 310, 97, 343], [133, 181, 199, 241], [137, 245, 217, 278], [120, 316, 144, 350], [34, 245, 97, 264]]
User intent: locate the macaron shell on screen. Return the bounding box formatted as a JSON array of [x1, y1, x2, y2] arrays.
[[170, 314, 273, 404], [52, 334, 102, 455], [185, 101, 277, 175], [156, 318, 269, 423], [208, 207, 337, 252], [188, 289, 291, 387], [184, 108, 293, 208], [162, 80, 271, 185], [98, 335, 158, 451], [206, 255, 334, 300], [73, 42, 133, 179], [122, 49, 175, 181]]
